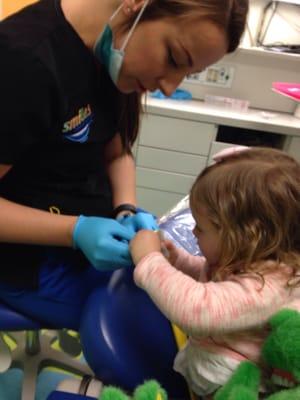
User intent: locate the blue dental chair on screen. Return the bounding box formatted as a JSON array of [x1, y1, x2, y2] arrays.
[[0, 280, 190, 400], [79, 268, 190, 399], [76, 198, 195, 400], [47, 394, 95, 400], [0, 301, 93, 400], [48, 267, 190, 400]]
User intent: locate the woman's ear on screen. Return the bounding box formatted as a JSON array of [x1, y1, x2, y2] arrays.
[[122, 0, 148, 14], [133, 0, 148, 11]]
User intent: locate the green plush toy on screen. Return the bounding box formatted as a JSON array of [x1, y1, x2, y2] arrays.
[[99, 380, 168, 400], [214, 309, 300, 400]]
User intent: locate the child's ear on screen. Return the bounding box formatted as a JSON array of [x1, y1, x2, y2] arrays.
[[268, 309, 299, 330]]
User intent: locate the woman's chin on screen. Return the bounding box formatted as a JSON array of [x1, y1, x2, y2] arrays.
[[116, 80, 136, 94], [117, 77, 145, 94]]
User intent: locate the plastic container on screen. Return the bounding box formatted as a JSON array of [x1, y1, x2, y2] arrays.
[[204, 94, 250, 112]]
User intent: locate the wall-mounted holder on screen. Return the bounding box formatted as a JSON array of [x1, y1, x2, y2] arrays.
[[185, 64, 235, 88], [272, 82, 300, 119]]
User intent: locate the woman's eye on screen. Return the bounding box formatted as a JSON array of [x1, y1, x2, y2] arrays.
[[168, 49, 177, 68]]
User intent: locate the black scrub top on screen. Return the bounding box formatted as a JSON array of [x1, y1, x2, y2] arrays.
[[0, 0, 119, 288]]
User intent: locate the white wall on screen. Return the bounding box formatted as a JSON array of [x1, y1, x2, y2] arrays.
[[181, 48, 300, 113], [180, 0, 300, 114]]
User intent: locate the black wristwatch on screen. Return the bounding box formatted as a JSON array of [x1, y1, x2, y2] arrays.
[[111, 203, 137, 219]]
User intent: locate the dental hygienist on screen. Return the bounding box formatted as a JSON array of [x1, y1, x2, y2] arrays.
[[0, 0, 248, 329]]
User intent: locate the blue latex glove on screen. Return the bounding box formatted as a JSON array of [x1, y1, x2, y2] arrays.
[[150, 88, 192, 100], [73, 215, 134, 270], [118, 211, 158, 236]]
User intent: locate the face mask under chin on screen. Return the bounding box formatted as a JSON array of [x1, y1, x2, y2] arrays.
[[94, 0, 149, 86]]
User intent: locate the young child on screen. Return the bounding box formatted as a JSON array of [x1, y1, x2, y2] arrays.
[[130, 147, 300, 399]]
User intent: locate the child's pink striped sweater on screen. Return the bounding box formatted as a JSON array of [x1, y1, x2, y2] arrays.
[[133, 247, 300, 393]]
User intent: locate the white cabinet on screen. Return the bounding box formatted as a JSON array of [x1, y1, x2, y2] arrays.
[[135, 113, 218, 216], [136, 188, 184, 217], [135, 110, 300, 216], [136, 147, 207, 175], [139, 114, 216, 155], [134, 98, 300, 216], [284, 136, 300, 163]]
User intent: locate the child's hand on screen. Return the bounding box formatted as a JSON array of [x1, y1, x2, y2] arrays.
[[130, 229, 161, 265], [162, 239, 178, 265]]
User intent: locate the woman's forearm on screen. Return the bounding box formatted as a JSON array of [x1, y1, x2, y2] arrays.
[[107, 153, 137, 207], [105, 133, 137, 208], [0, 196, 77, 247]]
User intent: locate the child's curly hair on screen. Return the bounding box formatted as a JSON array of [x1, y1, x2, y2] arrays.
[[190, 147, 300, 284]]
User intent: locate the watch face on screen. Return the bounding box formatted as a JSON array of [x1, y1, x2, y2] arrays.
[[113, 204, 137, 218], [116, 212, 135, 220]]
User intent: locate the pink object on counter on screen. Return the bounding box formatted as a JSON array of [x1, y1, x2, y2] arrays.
[[272, 82, 300, 102]]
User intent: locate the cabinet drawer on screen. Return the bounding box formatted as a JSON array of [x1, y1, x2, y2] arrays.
[[137, 187, 183, 217], [137, 167, 194, 194], [140, 114, 217, 155], [136, 146, 207, 176]]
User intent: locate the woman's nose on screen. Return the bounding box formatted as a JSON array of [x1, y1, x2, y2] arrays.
[[158, 71, 186, 97]]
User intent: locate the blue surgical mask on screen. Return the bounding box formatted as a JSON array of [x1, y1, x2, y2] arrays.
[[94, 1, 149, 86]]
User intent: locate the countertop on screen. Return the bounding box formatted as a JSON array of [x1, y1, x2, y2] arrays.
[[144, 97, 300, 137]]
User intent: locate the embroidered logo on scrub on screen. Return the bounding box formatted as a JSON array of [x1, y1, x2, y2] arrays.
[[63, 104, 93, 143]]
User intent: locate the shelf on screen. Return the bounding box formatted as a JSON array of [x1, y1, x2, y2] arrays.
[[237, 46, 300, 61]]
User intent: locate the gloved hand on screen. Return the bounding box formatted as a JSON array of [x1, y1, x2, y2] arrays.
[[118, 211, 158, 236], [73, 215, 134, 270]]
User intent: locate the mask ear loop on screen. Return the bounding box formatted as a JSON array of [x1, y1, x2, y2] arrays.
[[109, 3, 124, 21], [120, 0, 149, 51]]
